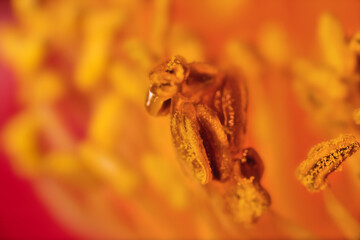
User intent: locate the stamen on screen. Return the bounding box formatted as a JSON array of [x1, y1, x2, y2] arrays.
[[296, 134, 360, 192]]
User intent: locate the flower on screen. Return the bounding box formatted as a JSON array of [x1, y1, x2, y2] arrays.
[[0, 0, 359, 239]]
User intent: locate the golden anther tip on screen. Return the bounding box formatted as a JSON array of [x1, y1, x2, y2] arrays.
[[225, 177, 271, 225], [353, 108, 360, 125], [296, 134, 360, 192]]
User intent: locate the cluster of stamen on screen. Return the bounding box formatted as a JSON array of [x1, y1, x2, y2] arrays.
[[147, 56, 270, 224]]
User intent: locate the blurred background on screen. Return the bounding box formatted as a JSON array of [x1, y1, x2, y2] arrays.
[[0, 0, 359, 239]]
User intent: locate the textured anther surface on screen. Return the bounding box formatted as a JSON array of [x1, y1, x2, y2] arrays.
[[170, 102, 213, 184], [224, 177, 271, 225], [296, 134, 360, 192]]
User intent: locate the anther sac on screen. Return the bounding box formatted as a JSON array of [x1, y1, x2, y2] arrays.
[[297, 134, 360, 192]]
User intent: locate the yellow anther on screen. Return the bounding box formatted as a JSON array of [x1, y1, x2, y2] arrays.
[[296, 134, 360, 192], [258, 22, 290, 67], [353, 108, 360, 125], [318, 13, 346, 74], [42, 152, 80, 177], [79, 143, 139, 196], [2, 113, 40, 177], [224, 177, 270, 225], [88, 94, 124, 151]]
